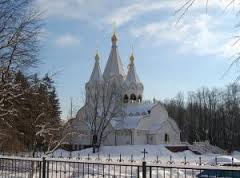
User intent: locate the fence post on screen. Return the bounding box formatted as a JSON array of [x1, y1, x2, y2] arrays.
[[142, 161, 146, 178], [42, 157, 46, 178]]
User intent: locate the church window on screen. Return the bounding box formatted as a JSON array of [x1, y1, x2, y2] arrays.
[[123, 95, 129, 103], [138, 95, 142, 102], [164, 133, 169, 143], [130, 94, 137, 101]]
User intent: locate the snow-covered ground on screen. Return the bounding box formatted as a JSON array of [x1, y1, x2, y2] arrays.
[[49, 145, 240, 166], [1, 145, 240, 178]]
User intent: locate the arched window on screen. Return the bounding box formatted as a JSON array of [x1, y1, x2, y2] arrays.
[[123, 95, 129, 103], [138, 95, 142, 102], [164, 133, 169, 143], [130, 94, 137, 101]]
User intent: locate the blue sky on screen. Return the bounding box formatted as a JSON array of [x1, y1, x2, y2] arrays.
[[35, 0, 240, 119]]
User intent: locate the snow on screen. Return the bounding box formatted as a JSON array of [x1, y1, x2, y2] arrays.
[[207, 155, 240, 165], [231, 151, 240, 157], [110, 102, 155, 130], [111, 102, 169, 130], [2, 145, 240, 178], [123, 102, 155, 115], [50, 145, 231, 166], [112, 116, 143, 129]]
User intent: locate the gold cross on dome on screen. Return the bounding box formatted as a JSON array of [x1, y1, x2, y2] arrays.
[[112, 22, 116, 34], [96, 41, 99, 54]]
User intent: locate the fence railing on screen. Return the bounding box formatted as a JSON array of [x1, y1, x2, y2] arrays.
[[1, 155, 240, 177]]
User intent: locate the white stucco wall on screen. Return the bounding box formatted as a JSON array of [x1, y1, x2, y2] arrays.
[[116, 130, 132, 145], [153, 121, 181, 144], [73, 102, 181, 147], [103, 132, 115, 146], [132, 130, 148, 145], [137, 103, 168, 130]]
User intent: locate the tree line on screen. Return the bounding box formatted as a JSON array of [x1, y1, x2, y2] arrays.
[[0, 0, 62, 153], [164, 84, 240, 152], [0, 72, 61, 152]]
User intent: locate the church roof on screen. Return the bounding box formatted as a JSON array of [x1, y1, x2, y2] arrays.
[[88, 53, 103, 83], [103, 33, 125, 79], [112, 115, 179, 132], [149, 118, 180, 134], [125, 53, 141, 84], [110, 102, 179, 133], [123, 102, 155, 115], [112, 115, 143, 130], [110, 102, 156, 130]]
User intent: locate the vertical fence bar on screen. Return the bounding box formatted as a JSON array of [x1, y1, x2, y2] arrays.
[[149, 166, 152, 178], [142, 161, 146, 178], [42, 157, 46, 178], [39, 160, 42, 178]]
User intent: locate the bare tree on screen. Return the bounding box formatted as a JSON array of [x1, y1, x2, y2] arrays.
[[164, 83, 240, 151], [79, 81, 124, 153], [177, 0, 240, 71], [35, 120, 84, 154], [176, 0, 237, 20], [0, 0, 43, 150], [0, 0, 42, 81]]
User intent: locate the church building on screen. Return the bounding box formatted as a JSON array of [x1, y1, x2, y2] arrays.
[[68, 32, 181, 149]]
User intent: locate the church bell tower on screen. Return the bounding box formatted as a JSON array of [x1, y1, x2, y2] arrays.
[[122, 52, 144, 103]]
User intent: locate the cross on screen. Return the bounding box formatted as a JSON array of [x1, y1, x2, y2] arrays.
[[96, 41, 99, 54], [112, 22, 116, 34], [141, 148, 148, 160]]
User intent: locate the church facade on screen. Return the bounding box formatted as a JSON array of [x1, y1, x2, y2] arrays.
[[69, 33, 181, 149]]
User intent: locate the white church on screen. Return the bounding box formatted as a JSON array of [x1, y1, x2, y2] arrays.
[[67, 33, 181, 150]]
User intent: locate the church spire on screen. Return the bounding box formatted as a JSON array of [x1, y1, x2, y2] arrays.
[[88, 51, 103, 83], [130, 50, 134, 65], [111, 22, 117, 45], [126, 52, 140, 83], [95, 51, 100, 61], [103, 31, 125, 80], [111, 32, 118, 45], [123, 51, 144, 103]]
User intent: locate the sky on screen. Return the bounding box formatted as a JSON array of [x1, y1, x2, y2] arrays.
[[34, 0, 240, 119]]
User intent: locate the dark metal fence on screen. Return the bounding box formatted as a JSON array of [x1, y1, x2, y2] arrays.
[[0, 156, 42, 178], [1, 155, 240, 177]]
